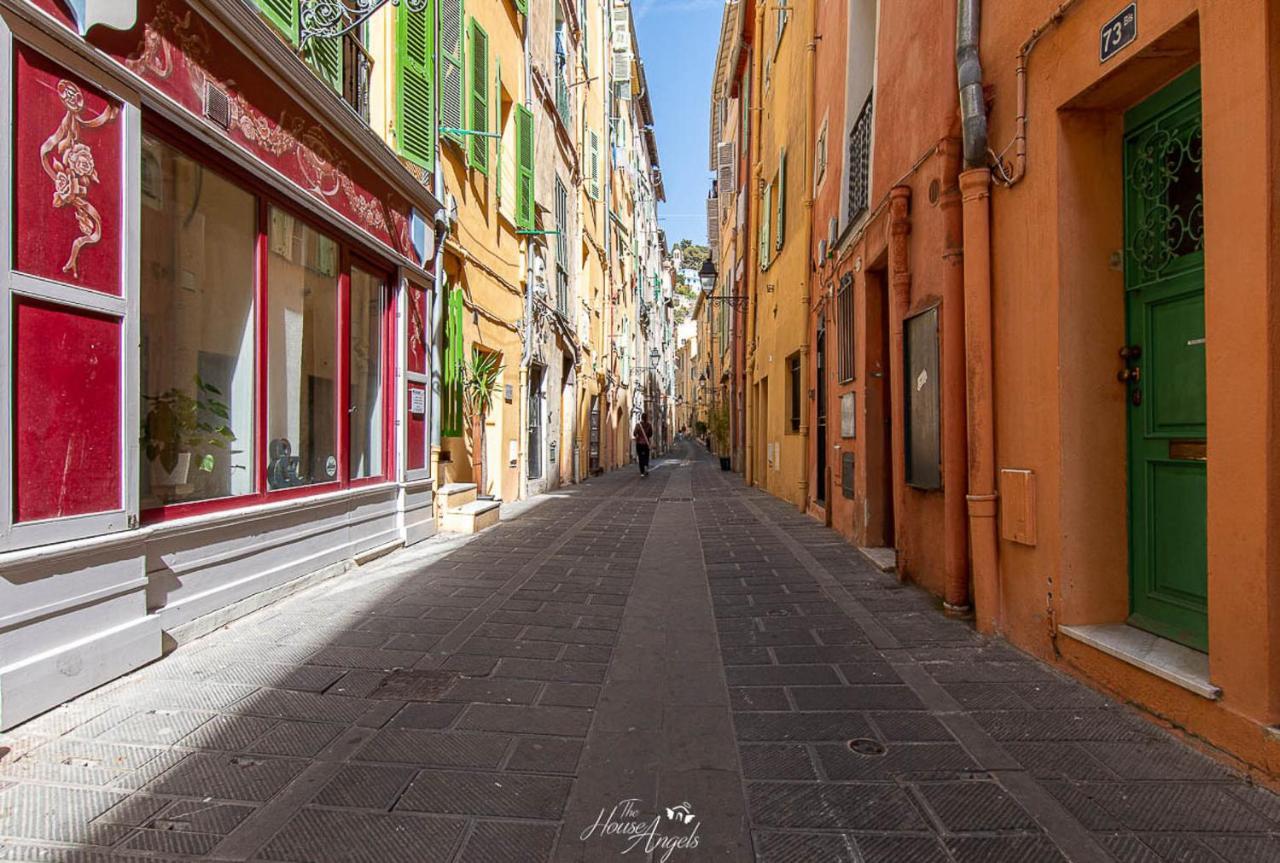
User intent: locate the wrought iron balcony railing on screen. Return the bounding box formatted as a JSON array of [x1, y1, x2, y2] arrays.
[[847, 90, 873, 222]]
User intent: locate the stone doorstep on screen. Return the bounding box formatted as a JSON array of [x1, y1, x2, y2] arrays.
[[858, 546, 897, 573], [1059, 622, 1221, 700], [440, 500, 501, 535]]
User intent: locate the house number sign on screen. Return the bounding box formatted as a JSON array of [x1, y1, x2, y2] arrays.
[[1100, 3, 1137, 63]]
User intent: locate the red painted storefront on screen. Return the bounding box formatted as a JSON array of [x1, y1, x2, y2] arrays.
[[0, 0, 441, 728]]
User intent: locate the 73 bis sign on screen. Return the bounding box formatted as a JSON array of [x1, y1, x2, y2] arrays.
[[1100, 3, 1137, 63]]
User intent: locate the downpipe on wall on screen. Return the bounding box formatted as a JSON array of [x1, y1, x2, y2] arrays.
[[956, 0, 1000, 633]]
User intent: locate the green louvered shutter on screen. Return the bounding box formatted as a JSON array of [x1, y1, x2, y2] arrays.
[[256, 0, 298, 44], [516, 104, 535, 230], [495, 59, 504, 201], [439, 0, 465, 145], [396, 3, 436, 170], [513, 0, 527, 16], [441, 285, 465, 437], [776, 148, 786, 251], [759, 181, 772, 269], [304, 35, 342, 92], [589, 129, 600, 200], [468, 20, 490, 174]]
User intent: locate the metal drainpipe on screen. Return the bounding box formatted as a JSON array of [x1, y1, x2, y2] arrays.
[[796, 11, 816, 511], [519, 9, 535, 497], [956, 0, 1000, 633]]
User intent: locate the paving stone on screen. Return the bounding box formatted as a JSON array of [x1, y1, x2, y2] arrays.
[[438, 678, 543, 704], [387, 702, 465, 729], [314, 764, 417, 809], [1066, 782, 1277, 833], [258, 807, 465, 862], [946, 836, 1070, 863], [915, 780, 1039, 831], [458, 705, 592, 737], [1080, 739, 1233, 781], [747, 781, 928, 830], [152, 799, 255, 834], [753, 831, 861, 862], [725, 665, 843, 687], [853, 835, 953, 862], [505, 737, 583, 774], [120, 828, 221, 855], [396, 770, 571, 819], [246, 721, 344, 757], [0, 783, 128, 843], [1003, 742, 1116, 781], [457, 637, 562, 660], [490, 659, 607, 684], [538, 683, 601, 708], [728, 687, 790, 711], [93, 710, 213, 745], [457, 820, 557, 863], [867, 712, 954, 741], [739, 744, 815, 779], [356, 729, 509, 769], [816, 742, 979, 781], [211, 662, 345, 693], [790, 685, 925, 711], [144, 752, 306, 802]]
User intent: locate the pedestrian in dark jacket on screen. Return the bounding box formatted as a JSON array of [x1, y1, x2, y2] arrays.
[[633, 413, 654, 476]]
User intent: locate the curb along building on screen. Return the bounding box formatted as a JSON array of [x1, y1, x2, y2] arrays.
[[711, 0, 1280, 781], [0, 0, 672, 731]]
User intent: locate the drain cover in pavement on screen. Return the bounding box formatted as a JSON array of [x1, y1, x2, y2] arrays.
[[847, 738, 887, 757], [370, 670, 459, 701]]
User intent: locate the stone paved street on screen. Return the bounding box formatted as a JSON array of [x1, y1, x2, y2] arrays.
[[2, 444, 1279, 862]]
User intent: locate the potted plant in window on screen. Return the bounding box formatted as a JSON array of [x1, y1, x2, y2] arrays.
[[142, 375, 235, 488], [461, 351, 504, 499], [708, 402, 732, 471]]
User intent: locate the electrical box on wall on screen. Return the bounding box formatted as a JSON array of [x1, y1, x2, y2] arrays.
[[999, 468, 1037, 546]]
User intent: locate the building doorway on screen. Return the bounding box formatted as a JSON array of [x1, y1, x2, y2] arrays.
[[1122, 67, 1207, 651], [815, 317, 828, 506], [527, 364, 544, 480]]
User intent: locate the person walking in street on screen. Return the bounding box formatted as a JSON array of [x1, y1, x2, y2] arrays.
[[633, 412, 654, 477]]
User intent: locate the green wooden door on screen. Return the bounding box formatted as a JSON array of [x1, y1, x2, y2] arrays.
[[1123, 67, 1207, 651]]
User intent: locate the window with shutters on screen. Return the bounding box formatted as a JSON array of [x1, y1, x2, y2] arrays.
[[589, 129, 601, 199], [775, 149, 786, 252], [787, 352, 802, 432], [395, 4, 435, 170], [468, 19, 490, 174], [759, 181, 772, 270], [847, 92, 873, 223], [441, 284, 465, 438], [303, 34, 342, 92], [515, 105, 535, 231], [555, 178, 569, 316], [555, 17, 572, 130], [256, 0, 299, 45], [837, 273, 855, 383], [774, 0, 788, 54], [342, 25, 373, 122], [815, 116, 828, 189], [440, 0, 465, 145]]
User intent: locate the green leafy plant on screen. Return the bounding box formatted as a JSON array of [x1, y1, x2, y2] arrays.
[[462, 351, 504, 495], [707, 401, 730, 453], [142, 375, 235, 474]]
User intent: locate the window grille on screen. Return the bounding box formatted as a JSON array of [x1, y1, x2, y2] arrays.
[[837, 273, 855, 382], [847, 91, 873, 222]]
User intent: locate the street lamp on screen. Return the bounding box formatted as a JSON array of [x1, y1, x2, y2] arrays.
[[698, 258, 746, 308]]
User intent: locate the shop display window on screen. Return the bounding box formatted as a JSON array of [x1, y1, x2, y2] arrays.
[[349, 266, 385, 479], [139, 134, 256, 506]]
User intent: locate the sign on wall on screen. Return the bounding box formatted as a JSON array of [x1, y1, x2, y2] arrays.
[[840, 393, 856, 438], [1100, 4, 1137, 63]]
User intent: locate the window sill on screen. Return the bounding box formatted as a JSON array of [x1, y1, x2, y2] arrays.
[[1059, 623, 1220, 700]]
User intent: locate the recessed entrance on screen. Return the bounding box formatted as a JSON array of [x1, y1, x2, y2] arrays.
[[1123, 67, 1207, 652]]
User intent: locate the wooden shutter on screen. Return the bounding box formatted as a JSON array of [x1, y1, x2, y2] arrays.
[[589, 129, 601, 199], [439, 0, 465, 144], [256, 0, 298, 44], [304, 35, 342, 92], [759, 181, 772, 269], [396, 3, 436, 169], [468, 20, 489, 173], [776, 149, 786, 251], [516, 104, 535, 230], [495, 59, 504, 201], [514, 0, 527, 15], [441, 284, 465, 437]]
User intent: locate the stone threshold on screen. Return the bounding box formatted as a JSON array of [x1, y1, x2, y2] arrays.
[[1060, 623, 1221, 700], [858, 546, 897, 572]]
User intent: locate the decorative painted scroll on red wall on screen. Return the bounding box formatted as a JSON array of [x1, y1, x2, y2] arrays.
[[102, 0, 416, 260], [13, 299, 122, 522], [13, 43, 122, 294]]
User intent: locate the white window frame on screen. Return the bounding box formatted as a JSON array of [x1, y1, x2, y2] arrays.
[[402, 273, 435, 485], [0, 25, 141, 552]]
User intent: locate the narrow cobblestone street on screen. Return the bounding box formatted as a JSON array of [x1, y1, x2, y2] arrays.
[[2, 444, 1278, 862]]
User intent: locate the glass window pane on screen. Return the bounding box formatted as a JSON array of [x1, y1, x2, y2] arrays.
[[139, 135, 256, 507], [266, 207, 339, 489], [349, 267, 385, 479]]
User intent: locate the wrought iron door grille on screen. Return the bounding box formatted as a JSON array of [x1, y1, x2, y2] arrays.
[[847, 91, 873, 222]]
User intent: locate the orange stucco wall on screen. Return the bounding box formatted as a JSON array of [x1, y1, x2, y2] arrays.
[[802, 0, 1280, 781]]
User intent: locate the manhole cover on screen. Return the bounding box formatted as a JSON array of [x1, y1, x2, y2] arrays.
[[847, 738, 887, 757], [370, 670, 459, 701]]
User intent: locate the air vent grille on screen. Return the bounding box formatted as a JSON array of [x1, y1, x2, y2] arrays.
[[204, 83, 231, 130]]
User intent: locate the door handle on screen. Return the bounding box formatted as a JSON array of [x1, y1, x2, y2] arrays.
[[1117, 366, 1140, 383]]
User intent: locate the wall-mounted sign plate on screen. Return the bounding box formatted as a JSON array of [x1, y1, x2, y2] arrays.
[[1100, 4, 1137, 63], [409, 387, 426, 415]]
